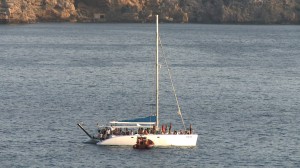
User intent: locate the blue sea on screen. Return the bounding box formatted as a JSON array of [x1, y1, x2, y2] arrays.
[[0, 23, 299, 167]]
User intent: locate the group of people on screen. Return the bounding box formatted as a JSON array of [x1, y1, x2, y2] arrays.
[[112, 128, 133, 135], [160, 123, 193, 135], [97, 127, 111, 140], [96, 123, 193, 140], [134, 123, 193, 135]]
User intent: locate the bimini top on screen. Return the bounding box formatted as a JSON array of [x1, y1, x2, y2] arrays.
[[120, 116, 156, 122], [110, 116, 156, 125]]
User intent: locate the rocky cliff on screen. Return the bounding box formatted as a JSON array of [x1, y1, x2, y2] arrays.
[[1, 0, 300, 24], [0, 0, 77, 23]]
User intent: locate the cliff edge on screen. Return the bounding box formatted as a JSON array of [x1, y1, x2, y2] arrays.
[[1, 0, 300, 24]]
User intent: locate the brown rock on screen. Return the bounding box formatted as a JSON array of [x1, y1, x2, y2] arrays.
[[1, 0, 300, 24]]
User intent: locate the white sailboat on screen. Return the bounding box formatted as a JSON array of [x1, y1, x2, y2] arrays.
[[77, 15, 198, 147]]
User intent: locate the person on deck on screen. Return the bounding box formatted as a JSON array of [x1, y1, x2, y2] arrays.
[[144, 129, 148, 135]]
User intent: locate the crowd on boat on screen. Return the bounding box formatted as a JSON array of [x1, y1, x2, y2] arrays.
[[96, 123, 193, 140]]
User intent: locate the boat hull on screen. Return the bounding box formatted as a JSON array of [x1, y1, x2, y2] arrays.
[[97, 134, 198, 147]]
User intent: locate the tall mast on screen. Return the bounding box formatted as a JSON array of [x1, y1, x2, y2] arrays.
[[155, 15, 159, 129]]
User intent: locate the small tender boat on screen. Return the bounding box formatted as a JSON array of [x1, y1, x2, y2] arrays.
[[133, 137, 154, 149]]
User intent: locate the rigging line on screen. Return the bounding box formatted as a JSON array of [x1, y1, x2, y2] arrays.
[[158, 35, 186, 130]]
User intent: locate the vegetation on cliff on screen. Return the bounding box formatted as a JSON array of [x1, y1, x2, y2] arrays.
[[1, 0, 300, 24]]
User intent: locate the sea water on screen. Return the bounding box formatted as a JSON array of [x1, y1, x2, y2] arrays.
[[0, 23, 299, 167]]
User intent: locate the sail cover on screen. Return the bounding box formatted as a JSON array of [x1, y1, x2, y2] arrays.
[[120, 116, 156, 123]]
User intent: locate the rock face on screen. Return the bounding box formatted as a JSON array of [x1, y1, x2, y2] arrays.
[[0, 0, 77, 23], [1, 0, 300, 24]]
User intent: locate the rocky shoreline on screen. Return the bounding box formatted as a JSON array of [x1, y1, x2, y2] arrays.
[[1, 0, 300, 24]]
